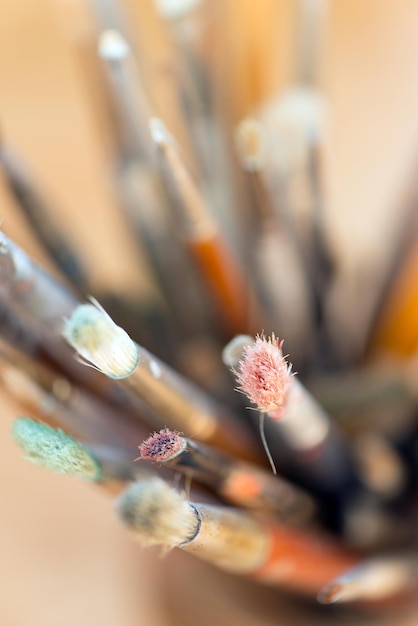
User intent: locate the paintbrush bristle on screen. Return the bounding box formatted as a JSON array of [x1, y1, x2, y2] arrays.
[[116, 476, 198, 548], [138, 428, 185, 462], [233, 333, 293, 416], [12, 417, 102, 481], [63, 298, 139, 379]]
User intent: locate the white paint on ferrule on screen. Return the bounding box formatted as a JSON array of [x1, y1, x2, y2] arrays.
[[10, 246, 33, 282], [0, 232, 8, 254], [0, 232, 33, 281], [149, 117, 169, 145], [63, 300, 139, 379], [277, 378, 329, 450], [149, 359, 162, 379], [98, 30, 130, 61]]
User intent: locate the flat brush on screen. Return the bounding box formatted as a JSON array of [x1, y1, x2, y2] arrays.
[[138, 428, 316, 525]]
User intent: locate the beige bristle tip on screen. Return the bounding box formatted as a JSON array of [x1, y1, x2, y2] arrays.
[[98, 30, 130, 60], [234, 118, 267, 172], [149, 117, 170, 145], [63, 301, 139, 379], [116, 477, 198, 547]]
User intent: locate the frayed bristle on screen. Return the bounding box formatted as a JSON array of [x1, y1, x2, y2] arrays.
[[137, 428, 184, 462], [233, 333, 293, 415], [116, 477, 198, 548], [12, 417, 102, 481]]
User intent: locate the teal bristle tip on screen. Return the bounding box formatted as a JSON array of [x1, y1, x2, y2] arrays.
[[11, 417, 102, 481]]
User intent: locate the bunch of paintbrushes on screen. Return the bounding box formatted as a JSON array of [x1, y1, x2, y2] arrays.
[[2, 0, 418, 618]]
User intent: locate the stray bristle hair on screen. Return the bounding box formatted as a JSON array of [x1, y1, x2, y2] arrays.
[[116, 476, 198, 547], [12, 417, 102, 481], [137, 429, 185, 462], [233, 333, 293, 415], [63, 298, 139, 379]]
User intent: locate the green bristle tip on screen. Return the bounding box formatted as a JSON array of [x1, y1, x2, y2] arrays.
[[11, 417, 102, 481]]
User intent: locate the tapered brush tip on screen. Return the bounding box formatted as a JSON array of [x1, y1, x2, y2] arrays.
[[63, 298, 139, 379], [12, 417, 102, 481], [116, 477, 199, 547], [138, 428, 185, 462]]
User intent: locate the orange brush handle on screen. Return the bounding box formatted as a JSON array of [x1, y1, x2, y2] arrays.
[[253, 523, 358, 595], [188, 232, 262, 336], [369, 243, 418, 358]]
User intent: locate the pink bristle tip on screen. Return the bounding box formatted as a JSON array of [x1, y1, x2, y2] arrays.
[[233, 333, 293, 417], [137, 428, 183, 462]]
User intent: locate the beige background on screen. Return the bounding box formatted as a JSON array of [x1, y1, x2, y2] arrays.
[[1, 1, 418, 624]]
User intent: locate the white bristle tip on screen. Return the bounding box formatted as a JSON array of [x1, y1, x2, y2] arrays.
[[98, 30, 130, 60]]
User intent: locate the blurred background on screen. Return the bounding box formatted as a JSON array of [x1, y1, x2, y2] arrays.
[[2, 0, 418, 624]]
